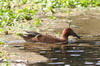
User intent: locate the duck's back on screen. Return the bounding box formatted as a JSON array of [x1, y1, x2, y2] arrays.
[[20, 31, 65, 43]]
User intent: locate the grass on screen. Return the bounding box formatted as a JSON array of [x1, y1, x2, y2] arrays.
[[0, 0, 100, 34]]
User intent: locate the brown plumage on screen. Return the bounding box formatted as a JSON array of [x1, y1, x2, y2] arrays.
[[20, 28, 80, 43]]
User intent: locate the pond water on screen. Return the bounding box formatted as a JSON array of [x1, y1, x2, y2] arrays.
[[26, 39, 99, 66], [0, 38, 100, 66], [39, 45, 100, 66], [5, 39, 100, 66]]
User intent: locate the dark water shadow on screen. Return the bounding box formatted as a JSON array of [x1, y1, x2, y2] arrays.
[[13, 39, 100, 66], [4, 39, 100, 66], [38, 46, 100, 66]]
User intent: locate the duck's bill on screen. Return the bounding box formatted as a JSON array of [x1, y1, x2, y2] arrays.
[[73, 32, 81, 39]]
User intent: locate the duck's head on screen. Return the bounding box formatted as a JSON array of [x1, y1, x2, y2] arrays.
[[62, 28, 80, 40]]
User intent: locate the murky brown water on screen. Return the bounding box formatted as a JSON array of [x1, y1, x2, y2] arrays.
[[39, 44, 100, 66], [1, 38, 99, 66]]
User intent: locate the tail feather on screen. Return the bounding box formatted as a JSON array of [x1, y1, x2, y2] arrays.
[[20, 34, 27, 38]]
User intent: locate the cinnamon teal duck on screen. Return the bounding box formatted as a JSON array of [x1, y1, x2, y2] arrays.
[[20, 28, 80, 43]]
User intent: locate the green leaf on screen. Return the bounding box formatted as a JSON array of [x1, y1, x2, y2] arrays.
[[66, 11, 70, 14], [0, 41, 5, 45], [0, 28, 3, 32], [33, 19, 42, 27], [16, 33, 23, 36], [31, 10, 37, 15], [49, 16, 56, 19]]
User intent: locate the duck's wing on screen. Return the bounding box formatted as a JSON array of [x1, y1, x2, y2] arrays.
[[20, 30, 41, 38], [24, 30, 40, 35]]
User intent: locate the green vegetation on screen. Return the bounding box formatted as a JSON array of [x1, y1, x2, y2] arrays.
[[0, 0, 100, 34], [0, 52, 10, 66], [0, 38, 5, 45], [0, 41, 5, 45]]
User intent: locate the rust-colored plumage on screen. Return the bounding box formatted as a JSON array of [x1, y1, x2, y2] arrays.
[[20, 28, 80, 43]]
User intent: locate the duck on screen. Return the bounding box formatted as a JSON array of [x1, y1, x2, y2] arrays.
[[20, 28, 80, 44]]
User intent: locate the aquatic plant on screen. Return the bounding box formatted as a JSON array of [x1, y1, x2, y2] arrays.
[[0, 41, 5, 45], [0, 0, 99, 34]]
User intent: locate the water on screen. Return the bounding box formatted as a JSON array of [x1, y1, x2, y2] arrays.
[[2, 40, 100, 66], [38, 45, 100, 66], [1, 35, 100, 66]]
